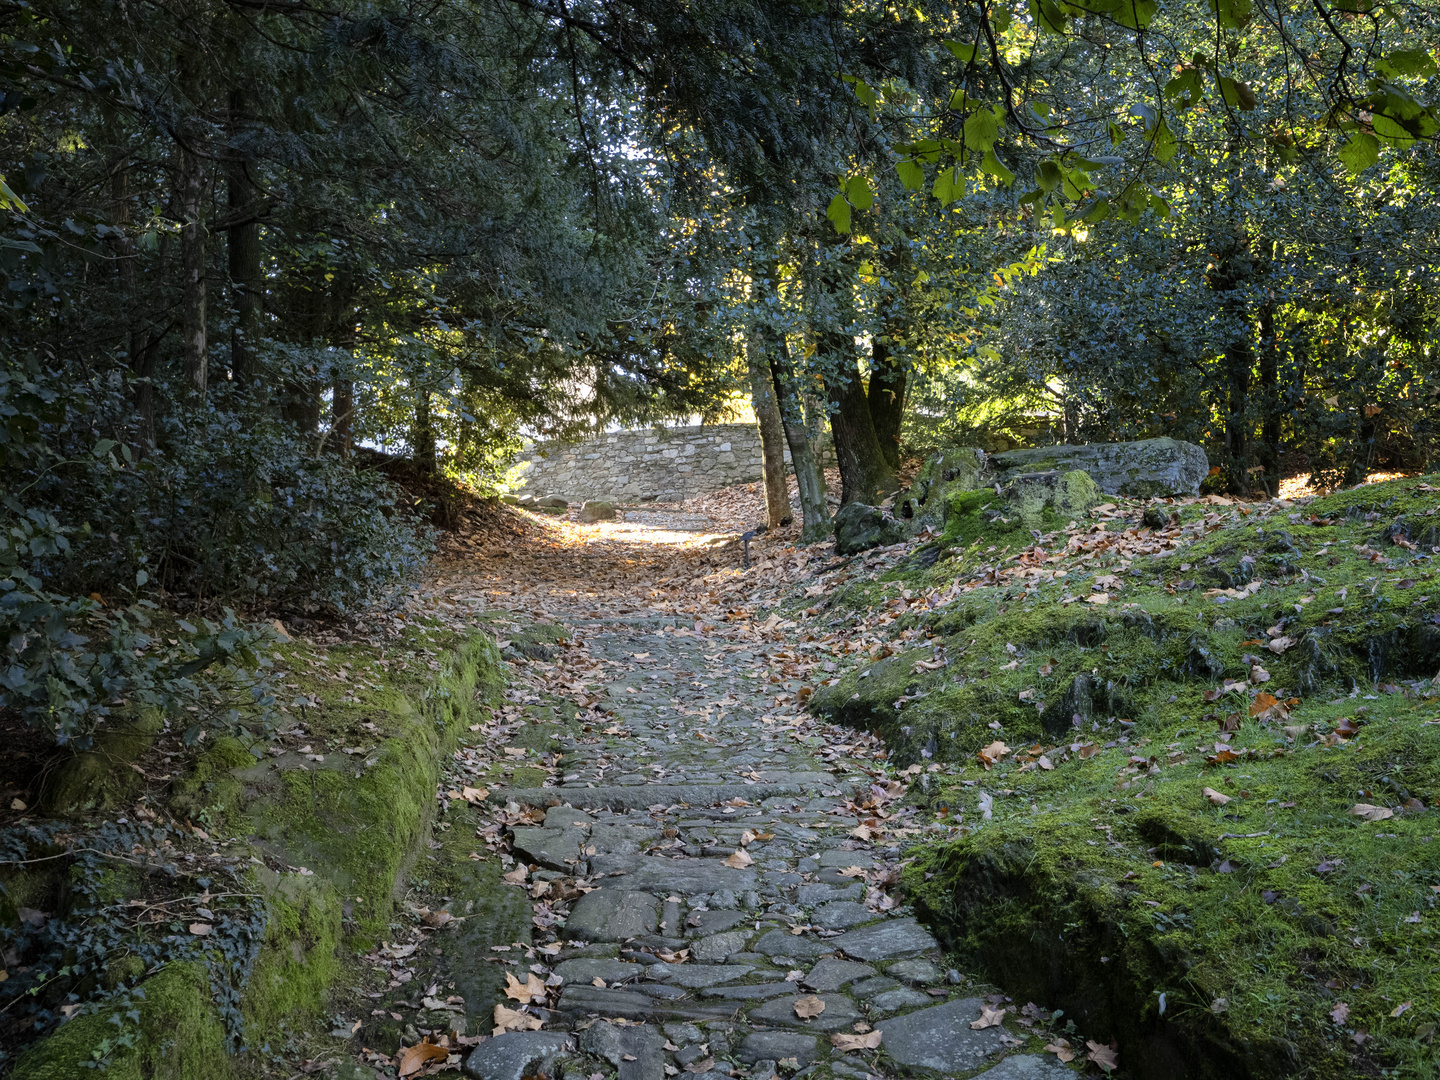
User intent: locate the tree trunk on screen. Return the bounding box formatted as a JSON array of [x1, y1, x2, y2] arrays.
[[867, 336, 907, 470], [109, 160, 158, 451], [414, 389, 436, 473], [176, 49, 208, 398], [1256, 293, 1280, 498], [227, 89, 263, 387], [767, 329, 830, 542], [748, 332, 791, 528], [821, 330, 898, 505]]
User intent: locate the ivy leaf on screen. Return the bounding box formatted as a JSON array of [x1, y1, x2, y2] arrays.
[[1339, 132, 1380, 174], [825, 194, 852, 234]]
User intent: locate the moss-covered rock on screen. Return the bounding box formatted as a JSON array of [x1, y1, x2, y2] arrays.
[[12, 961, 233, 1080], [990, 437, 1210, 497], [39, 710, 164, 817]]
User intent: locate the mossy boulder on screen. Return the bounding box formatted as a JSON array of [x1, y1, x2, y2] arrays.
[[894, 447, 987, 535], [11, 961, 234, 1080], [990, 437, 1209, 497], [1000, 468, 1100, 526], [39, 710, 164, 816], [834, 502, 905, 555]]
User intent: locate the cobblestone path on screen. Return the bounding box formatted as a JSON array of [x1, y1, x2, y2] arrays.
[[442, 518, 1074, 1080]]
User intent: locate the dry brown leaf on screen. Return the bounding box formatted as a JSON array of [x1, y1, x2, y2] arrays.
[[970, 1005, 1005, 1029], [723, 848, 753, 868], [188, 922, 212, 936], [493, 1003, 543, 1036], [461, 786, 489, 803], [1045, 1039, 1075, 1063], [684, 1059, 715, 1074], [1086, 1040, 1119, 1072], [503, 971, 547, 1003], [1085, 592, 1110, 605], [836, 866, 867, 878], [830, 1030, 883, 1052], [1350, 803, 1395, 822], [502, 866, 529, 884], [398, 1038, 451, 1077], [976, 740, 1010, 769], [1203, 787, 1231, 806], [794, 995, 826, 1019]]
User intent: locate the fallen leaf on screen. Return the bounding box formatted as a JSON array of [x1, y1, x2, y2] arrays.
[[794, 995, 826, 1019], [1391, 1001, 1412, 1018], [684, 1059, 715, 1074], [493, 1003, 543, 1036], [1267, 636, 1294, 655], [1249, 692, 1280, 717], [969, 1005, 1005, 1029], [1350, 803, 1395, 822], [977, 741, 1010, 769], [1331, 1002, 1350, 1024], [188, 922, 213, 936], [724, 848, 753, 869], [1086, 1040, 1119, 1073], [830, 1030, 883, 1052], [503, 971, 547, 1003], [1085, 592, 1110, 605], [461, 786, 489, 803], [398, 1038, 450, 1077], [9, 798, 25, 811], [1203, 787, 1231, 806], [1045, 1039, 1075, 1062], [503, 866, 529, 884]]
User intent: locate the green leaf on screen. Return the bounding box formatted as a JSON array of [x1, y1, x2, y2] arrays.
[[992, 9, 1012, 31], [1082, 198, 1112, 223], [846, 175, 874, 210], [980, 149, 1015, 187], [933, 166, 964, 206], [826, 194, 852, 233], [1149, 118, 1179, 163], [1218, 76, 1258, 111], [895, 158, 925, 190], [1339, 132, 1380, 173], [0, 176, 29, 213], [964, 109, 1000, 153], [1035, 160, 1064, 192], [944, 41, 978, 63], [1213, 0, 1253, 30], [1371, 112, 1418, 148], [136, 569, 149, 588], [1376, 49, 1438, 78], [1029, 0, 1069, 34], [1164, 67, 1206, 110]]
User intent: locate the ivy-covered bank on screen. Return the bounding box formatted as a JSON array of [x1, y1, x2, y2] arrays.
[[1, 623, 504, 1079], [805, 473, 1440, 1078]]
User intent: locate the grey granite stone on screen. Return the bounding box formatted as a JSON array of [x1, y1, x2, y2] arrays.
[[700, 982, 795, 1000], [686, 909, 750, 937], [563, 889, 659, 942], [747, 994, 861, 1032], [817, 850, 876, 868], [833, 919, 938, 961], [812, 902, 874, 930], [511, 826, 584, 871], [886, 958, 945, 986], [797, 883, 864, 905], [553, 958, 642, 985], [753, 930, 833, 959], [972, 1055, 1077, 1080], [868, 987, 932, 1014], [647, 963, 754, 988], [580, 1020, 664, 1080], [801, 958, 876, 992], [875, 998, 1005, 1073], [736, 1031, 822, 1067], [690, 930, 751, 962], [463, 1031, 574, 1080]]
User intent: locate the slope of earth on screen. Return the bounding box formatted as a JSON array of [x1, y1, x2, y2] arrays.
[[798, 474, 1440, 1079]]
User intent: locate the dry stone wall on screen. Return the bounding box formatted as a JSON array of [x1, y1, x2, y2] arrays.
[[511, 423, 833, 504]]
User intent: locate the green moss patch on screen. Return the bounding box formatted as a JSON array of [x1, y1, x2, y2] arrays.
[[805, 472, 1440, 1077]]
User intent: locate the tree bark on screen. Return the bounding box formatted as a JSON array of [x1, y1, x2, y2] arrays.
[[227, 89, 263, 387], [1256, 292, 1280, 498], [748, 332, 791, 528], [414, 389, 436, 473], [867, 336, 906, 470], [766, 328, 830, 542], [176, 49, 208, 398], [821, 330, 898, 506]]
